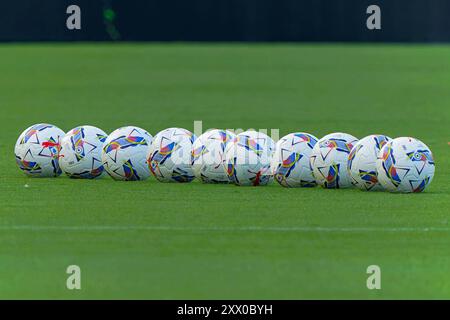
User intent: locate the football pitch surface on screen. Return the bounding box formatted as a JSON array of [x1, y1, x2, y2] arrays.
[[0, 43, 449, 299]]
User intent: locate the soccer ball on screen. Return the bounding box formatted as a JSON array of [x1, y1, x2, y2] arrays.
[[192, 129, 236, 183], [15, 123, 65, 177], [224, 133, 272, 186], [59, 125, 108, 179], [376, 137, 435, 193], [147, 127, 196, 182], [102, 126, 152, 181], [271, 132, 318, 187], [239, 130, 275, 157], [348, 134, 391, 191], [310, 132, 358, 188]]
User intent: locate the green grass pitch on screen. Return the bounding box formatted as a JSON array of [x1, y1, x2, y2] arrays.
[[0, 43, 449, 299]]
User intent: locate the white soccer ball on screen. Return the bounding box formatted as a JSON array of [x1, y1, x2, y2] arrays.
[[15, 123, 65, 177], [102, 126, 152, 181], [59, 125, 108, 179], [347, 134, 391, 191], [239, 130, 275, 157], [147, 127, 196, 182], [309, 132, 358, 188], [271, 132, 319, 187], [192, 129, 236, 183], [224, 133, 272, 186], [376, 137, 435, 193]]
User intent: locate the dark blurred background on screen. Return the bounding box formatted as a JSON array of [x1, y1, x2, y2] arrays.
[[1, 0, 449, 42]]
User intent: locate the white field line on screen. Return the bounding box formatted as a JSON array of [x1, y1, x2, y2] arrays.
[[0, 225, 449, 233]]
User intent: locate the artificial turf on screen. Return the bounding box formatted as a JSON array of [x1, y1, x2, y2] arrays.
[[0, 43, 449, 299]]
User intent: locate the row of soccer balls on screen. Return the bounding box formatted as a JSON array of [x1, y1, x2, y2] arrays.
[[14, 124, 435, 193]]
